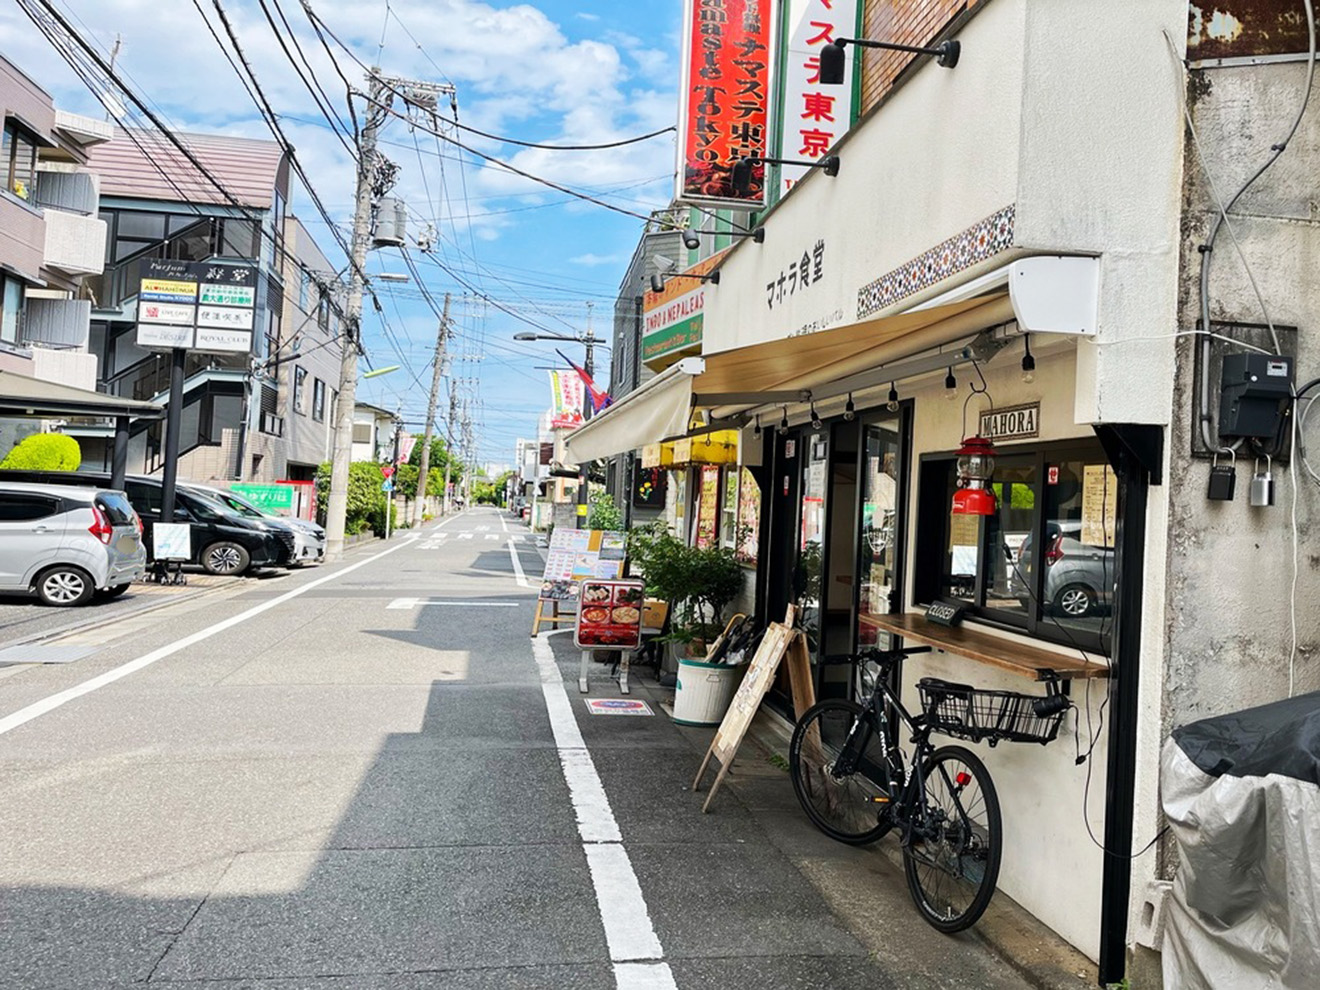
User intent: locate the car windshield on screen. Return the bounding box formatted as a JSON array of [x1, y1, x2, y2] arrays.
[[220, 492, 274, 519]]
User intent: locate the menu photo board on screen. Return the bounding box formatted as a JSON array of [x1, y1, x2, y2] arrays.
[[574, 579, 646, 650], [538, 528, 627, 604]]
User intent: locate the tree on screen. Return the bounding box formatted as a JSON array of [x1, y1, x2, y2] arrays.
[[407, 437, 463, 486], [0, 433, 81, 470], [315, 461, 393, 535], [586, 492, 623, 530]]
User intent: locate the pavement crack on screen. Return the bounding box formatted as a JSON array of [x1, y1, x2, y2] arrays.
[[143, 854, 236, 983]]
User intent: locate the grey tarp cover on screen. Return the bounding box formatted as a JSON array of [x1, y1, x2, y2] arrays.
[[1161, 691, 1320, 989]]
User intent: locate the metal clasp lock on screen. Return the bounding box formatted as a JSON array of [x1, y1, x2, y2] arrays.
[[1250, 455, 1275, 507], [1207, 450, 1236, 501]]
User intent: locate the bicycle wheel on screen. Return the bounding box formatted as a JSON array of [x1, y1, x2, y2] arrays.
[[789, 699, 895, 845], [903, 745, 1002, 933]]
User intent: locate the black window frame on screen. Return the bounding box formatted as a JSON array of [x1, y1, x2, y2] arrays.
[[913, 436, 1114, 656], [312, 377, 326, 422], [2, 118, 39, 202]]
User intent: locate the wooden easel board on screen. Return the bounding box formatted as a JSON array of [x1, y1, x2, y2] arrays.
[[691, 623, 816, 813]]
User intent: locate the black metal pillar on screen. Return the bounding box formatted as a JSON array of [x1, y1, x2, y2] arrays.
[[159, 347, 187, 521], [111, 415, 130, 489]]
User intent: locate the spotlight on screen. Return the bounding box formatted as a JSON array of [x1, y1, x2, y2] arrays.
[[682, 230, 700, 251], [650, 273, 665, 293]]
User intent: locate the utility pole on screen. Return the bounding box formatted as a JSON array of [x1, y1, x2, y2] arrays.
[[324, 72, 382, 562], [576, 303, 595, 529], [443, 386, 458, 515], [413, 292, 450, 528]]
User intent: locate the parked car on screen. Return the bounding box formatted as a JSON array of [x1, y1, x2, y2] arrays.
[[0, 470, 290, 576], [182, 484, 325, 565], [0, 481, 147, 606], [1010, 521, 1114, 618]]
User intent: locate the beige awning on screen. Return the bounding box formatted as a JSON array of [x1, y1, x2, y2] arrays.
[[0, 369, 164, 419], [563, 292, 1013, 461], [563, 357, 704, 464]]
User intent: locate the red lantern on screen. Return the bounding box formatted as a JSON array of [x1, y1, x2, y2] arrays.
[[952, 436, 997, 516]]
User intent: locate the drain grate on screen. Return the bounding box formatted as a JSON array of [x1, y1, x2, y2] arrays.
[[0, 644, 97, 665]]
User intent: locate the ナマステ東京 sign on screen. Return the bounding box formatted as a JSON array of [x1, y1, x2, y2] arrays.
[[676, 0, 774, 206]]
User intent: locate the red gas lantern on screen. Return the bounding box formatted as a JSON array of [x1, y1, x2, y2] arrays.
[[952, 436, 997, 516]]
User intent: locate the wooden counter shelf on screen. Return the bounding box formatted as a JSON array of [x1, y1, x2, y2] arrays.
[[861, 612, 1110, 682]]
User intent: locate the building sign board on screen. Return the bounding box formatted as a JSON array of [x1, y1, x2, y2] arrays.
[[676, 0, 775, 206], [979, 402, 1040, 441], [776, 0, 860, 197], [136, 324, 195, 349], [138, 302, 196, 326], [641, 249, 728, 366], [194, 328, 251, 353], [139, 279, 198, 304], [199, 283, 256, 307], [196, 305, 255, 330], [230, 483, 296, 511]]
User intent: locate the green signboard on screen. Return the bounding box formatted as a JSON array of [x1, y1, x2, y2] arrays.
[[642, 313, 703, 361], [231, 483, 296, 511]]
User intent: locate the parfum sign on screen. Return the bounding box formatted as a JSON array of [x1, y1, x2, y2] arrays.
[[979, 402, 1040, 441]]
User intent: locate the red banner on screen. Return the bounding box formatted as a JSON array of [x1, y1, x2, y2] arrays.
[[677, 0, 773, 205]]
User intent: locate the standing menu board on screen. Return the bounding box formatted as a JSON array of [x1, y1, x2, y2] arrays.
[[575, 579, 645, 650], [538, 529, 626, 604]]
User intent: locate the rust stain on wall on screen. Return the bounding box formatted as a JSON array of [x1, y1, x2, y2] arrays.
[[1188, 2, 1313, 60]]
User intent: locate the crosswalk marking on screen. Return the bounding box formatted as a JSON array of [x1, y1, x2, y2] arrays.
[[458, 533, 473, 540]]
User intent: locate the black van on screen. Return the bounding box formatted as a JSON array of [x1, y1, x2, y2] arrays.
[[0, 470, 290, 575]]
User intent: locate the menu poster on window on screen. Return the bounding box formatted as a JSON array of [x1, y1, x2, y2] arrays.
[[949, 513, 980, 577], [538, 529, 626, 603], [737, 468, 761, 564], [695, 465, 720, 549], [1081, 465, 1118, 548]]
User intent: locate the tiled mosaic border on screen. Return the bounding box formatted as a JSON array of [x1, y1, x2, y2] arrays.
[[857, 204, 1016, 318]]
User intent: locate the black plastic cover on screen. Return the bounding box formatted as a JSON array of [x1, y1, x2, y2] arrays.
[[1172, 690, 1320, 783]]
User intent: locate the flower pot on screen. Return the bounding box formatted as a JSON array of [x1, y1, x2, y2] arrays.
[[672, 657, 745, 726]]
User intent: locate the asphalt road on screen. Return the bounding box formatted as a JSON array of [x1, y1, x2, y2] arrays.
[[0, 507, 995, 989]]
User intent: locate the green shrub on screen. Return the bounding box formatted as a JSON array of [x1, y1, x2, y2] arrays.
[[1, 433, 81, 470], [586, 492, 623, 531], [315, 461, 393, 534]]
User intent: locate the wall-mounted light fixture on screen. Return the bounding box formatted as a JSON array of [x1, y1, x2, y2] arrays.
[[732, 154, 840, 196], [682, 227, 766, 250], [650, 269, 721, 294], [1020, 335, 1036, 384], [820, 36, 961, 85]]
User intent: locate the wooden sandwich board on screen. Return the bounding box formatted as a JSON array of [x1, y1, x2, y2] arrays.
[[691, 609, 816, 813]]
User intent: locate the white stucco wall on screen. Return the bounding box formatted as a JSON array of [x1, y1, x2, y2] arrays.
[[902, 343, 1108, 960]]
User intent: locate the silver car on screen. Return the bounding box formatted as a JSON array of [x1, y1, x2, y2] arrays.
[[0, 482, 148, 606]]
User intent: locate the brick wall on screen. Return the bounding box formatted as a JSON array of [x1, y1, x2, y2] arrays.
[[859, 0, 981, 113]]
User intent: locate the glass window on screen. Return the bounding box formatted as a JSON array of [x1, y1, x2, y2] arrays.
[[114, 211, 168, 239], [736, 468, 760, 565], [1, 276, 22, 344], [3, 120, 38, 201], [0, 493, 59, 521], [219, 219, 260, 259], [694, 464, 720, 549], [312, 378, 326, 422], [293, 366, 308, 415], [914, 440, 1113, 654], [719, 467, 739, 548], [857, 422, 902, 648], [795, 431, 829, 652]]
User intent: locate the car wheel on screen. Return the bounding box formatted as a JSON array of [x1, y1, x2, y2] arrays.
[[35, 566, 94, 607], [94, 583, 132, 600], [1054, 584, 1095, 618], [202, 541, 251, 576]]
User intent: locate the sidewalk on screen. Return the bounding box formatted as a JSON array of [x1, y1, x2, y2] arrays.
[[548, 632, 1097, 990]]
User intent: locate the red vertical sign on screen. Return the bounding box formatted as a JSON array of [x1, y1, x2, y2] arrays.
[[677, 0, 773, 205]]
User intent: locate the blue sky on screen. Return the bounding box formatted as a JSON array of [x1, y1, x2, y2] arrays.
[[0, 1, 684, 467]]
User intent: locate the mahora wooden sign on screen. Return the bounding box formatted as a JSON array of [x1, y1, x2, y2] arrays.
[[691, 607, 815, 812]]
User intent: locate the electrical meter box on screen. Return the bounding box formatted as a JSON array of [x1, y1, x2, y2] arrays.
[[1218, 353, 1293, 440]]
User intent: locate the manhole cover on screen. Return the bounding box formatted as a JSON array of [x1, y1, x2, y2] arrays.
[[0, 645, 97, 665]]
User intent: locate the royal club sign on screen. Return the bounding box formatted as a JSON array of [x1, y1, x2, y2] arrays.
[[677, 0, 774, 206], [776, 0, 860, 197]]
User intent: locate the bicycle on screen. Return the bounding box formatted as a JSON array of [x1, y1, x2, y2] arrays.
[[788, 646, 1066, 933]]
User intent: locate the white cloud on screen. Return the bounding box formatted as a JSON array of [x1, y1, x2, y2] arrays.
[[569, 253, 619, 266]]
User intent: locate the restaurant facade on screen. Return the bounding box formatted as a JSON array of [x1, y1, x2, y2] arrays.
[[568, 1, 1320, 984]]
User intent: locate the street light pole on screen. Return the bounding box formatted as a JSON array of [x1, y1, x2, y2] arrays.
[[324, 71, 382, 563]]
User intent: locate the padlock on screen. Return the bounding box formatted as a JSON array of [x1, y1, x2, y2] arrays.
[[1249, 454, 1275, 507], [1207, 450, 1236, 501]]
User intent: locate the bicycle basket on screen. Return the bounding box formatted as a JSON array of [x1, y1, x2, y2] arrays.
[[917, 677, 1064, 746]]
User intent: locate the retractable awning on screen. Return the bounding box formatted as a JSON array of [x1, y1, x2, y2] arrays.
[[563, 293, 1015, 462], [563, 357, 705, 464]]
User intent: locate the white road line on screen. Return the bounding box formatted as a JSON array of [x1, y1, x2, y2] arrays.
[[458, 533, 473, 540], [507, 538, 533, 588], [484, 534, 500, 541], [498, 514, 509, 534], [0, 536, 419, 738], [386, 599, 520, 609], [531, 634, 675, 989]]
